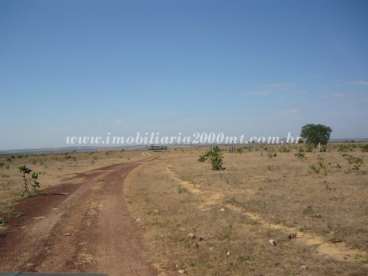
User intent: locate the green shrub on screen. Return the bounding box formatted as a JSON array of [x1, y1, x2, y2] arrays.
[[198, 146, 225, 170], [18, 165, 41, 196], [211, 154, 224, 170]]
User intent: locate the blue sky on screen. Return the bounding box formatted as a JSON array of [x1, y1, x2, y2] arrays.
[[1, 0, 368, 149]]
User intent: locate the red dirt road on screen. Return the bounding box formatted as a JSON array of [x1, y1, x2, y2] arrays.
[[0, 160, 156, 276]]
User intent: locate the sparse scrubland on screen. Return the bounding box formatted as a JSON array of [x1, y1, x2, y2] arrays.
[[125, 144, 368, 275], [1, 144, 368, 275]]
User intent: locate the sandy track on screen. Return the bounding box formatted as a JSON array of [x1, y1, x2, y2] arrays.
[[0, 160, 156, 276]]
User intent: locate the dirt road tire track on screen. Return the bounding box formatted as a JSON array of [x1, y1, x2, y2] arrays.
[[0, 160, 156, 276]]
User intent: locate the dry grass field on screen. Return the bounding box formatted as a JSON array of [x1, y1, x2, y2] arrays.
[[125, 145, 368, 275], [0, 145, 367, 275]]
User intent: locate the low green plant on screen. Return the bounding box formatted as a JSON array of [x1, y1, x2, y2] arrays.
[[211, 154, 224, 170], [198, 146, 225, 170], [18, 165, 41, 196]]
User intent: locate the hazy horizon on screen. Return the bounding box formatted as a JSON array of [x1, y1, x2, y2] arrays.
[[1, 0, 368, 150]]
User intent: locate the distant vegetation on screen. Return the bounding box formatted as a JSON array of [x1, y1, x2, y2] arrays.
[[301, 124, 332, 147]]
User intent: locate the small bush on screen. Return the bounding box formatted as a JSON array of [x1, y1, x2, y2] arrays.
[[18, 165, 41, 196], [198, 146, 225, 170], [211, 154, 224, 170]]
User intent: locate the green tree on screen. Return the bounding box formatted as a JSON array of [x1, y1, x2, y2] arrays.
[[300, 124, 332, 147]]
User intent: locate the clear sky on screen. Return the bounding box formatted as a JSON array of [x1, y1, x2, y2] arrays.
[[1, 0, 368, 150]]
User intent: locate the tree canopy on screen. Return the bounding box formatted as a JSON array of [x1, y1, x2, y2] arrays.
[[300, 124, 332, 146]]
